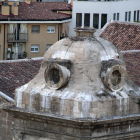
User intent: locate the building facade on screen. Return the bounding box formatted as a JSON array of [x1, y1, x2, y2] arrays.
[[0, 1, 72, 60], [69, 0, 140, 36]]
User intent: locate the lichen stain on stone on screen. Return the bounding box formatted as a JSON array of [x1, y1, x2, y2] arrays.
[[32, 93, 42, 112]]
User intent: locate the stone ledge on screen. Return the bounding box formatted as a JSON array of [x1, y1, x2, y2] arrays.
[[3, 105, 140, 128]]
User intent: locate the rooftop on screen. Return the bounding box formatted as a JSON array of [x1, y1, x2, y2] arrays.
[[0, 2, 72, 21], [0, 58, 42, 99], [100, 21, 140, 51], [100, 20, 140, 87]]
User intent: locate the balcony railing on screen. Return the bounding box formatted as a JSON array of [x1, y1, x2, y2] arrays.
[[7, 33, 28, 42], [11, 53, 27, 60]]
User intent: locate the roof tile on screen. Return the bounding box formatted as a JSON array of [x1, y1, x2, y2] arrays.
[[0, 59, 42, 99], [0, 2, 72, 21]]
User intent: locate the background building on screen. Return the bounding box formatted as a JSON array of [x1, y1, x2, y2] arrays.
[[69, 0, 140, 36], [0, 1, 72, 60]]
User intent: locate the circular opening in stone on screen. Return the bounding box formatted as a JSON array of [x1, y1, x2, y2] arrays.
[[48, 68, 60, 84], [111, 70, 121, 86]]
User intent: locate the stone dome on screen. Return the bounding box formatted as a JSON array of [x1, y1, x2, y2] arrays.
[[15, 28, 140, 119]]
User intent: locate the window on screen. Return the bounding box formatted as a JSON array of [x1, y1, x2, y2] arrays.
[[44, 63, 70, 89], [125, 12, 127, 21], [137, 10, 139, 21], [101, 14, 107, 28], [47, 26, 55, 33], [31, 45, 39, 52], [128, 11, 131, 22], [84, 13, 90, 27], [134, 11, 136, 21], [18, 44, 23, 59], [113, 13, 116, 20], [46, 44, 52, 50], [93, 14, 99, 29], [32, 25, 40, 33], [76, 13, 82, 27], [117, 13, 119, 21]]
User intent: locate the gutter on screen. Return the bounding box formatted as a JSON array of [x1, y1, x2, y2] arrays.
[[0, 18, 72, 24], [0, 91, 15, 103]]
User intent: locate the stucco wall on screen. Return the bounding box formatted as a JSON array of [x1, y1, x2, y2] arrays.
[[0, 23, 59, 60], [26, 23, 59, 58]]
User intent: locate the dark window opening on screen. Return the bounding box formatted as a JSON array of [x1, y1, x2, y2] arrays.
[[128, 11, 131, 22], [76, 13, 82, 27], [134, 11, 136, 21], [37, 0, 42, 2], [101, 14, 107, 28], [137, 10, 139, 21], [111, 70, 121, 86], [125, 12, 127, 21], [113, 13, 116, 20], [49, 68, 60, 84], [117, 13, 119, 21], [93, 14, 99, 29], [84, 13, 90, 27]]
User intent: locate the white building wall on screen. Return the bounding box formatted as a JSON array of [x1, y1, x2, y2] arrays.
[[69, 0, 140, 36]]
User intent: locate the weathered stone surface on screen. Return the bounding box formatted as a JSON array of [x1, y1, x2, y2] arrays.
[[14, 36, 140, 119], [3, 106, 140, 140], [0, 97, 14, 140]]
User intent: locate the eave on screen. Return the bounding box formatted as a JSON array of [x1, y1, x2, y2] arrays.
[[0, 18, 72, 24]]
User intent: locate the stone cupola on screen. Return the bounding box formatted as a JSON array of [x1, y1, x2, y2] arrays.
[[13, 27, 140, 118]]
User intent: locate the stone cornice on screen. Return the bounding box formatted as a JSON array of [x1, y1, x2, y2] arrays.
[[3, 105, 140, 129]]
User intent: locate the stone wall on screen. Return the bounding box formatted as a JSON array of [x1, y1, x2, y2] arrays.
[[0, 96, 14, 140], [8, 108, 140, 140]]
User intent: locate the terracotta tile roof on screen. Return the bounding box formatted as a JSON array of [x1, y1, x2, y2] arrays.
[[100, 21, 140, 87], [0, 2, 72, 21], [123, 52, 140, 87], [0, 58, 42, 99], [100, 21, 140, 51]]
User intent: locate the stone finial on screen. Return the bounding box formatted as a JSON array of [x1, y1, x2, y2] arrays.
[[73, 27, 96, 37]]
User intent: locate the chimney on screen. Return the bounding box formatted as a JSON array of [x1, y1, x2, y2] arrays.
[[25, 0, 31, 5], [2, 2, 10, 16], [0, 0, 2, 5], [73, 27, 96, 37], [71, 0, 73, 5], [11, 2, 18, 16]]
